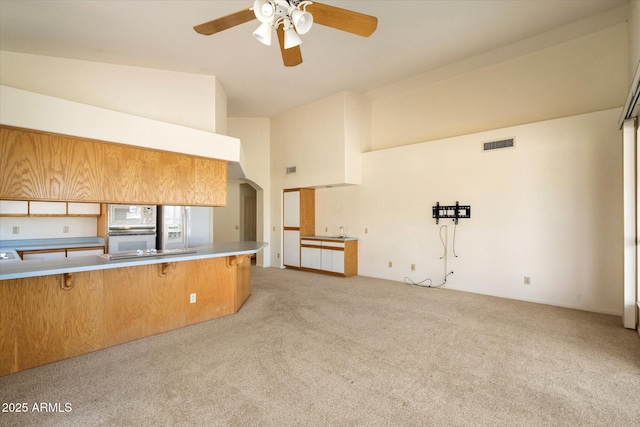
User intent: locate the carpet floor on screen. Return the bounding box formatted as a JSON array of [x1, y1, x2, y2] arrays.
[[1, 267, 639, 426]]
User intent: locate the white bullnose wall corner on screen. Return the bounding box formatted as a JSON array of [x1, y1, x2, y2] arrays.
[[623, 118, 637, 329], [0, 85, 241, 163], [314, 109, 623, 315], [226, 118, 272, 268]]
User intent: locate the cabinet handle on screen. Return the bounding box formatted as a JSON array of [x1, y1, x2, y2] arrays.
[[61, 273, 74, 291], [159, 263, 172, 277], [226, 254, 251, 268]]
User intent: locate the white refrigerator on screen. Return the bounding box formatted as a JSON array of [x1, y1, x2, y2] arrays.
[[157, 206, 213, 250]]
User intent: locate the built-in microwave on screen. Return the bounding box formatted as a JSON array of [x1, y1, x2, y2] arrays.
[[107, 204, 157, 232]]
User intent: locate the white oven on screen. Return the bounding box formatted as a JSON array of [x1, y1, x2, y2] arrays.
[[107, 233, 157, 255], [107, 204, 157, 254]]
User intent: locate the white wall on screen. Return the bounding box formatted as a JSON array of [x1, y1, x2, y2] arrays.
[[314, 109, 622, 315], [0, 51, 222, 133], [271, 91, 367, 189], [224, 118, 272, 267], [369, 24, 628, 150], [630, 0, 640, 80], [0, 85, 241, 163], [213, 180, 241, 242], [0, 217, 97, 240]]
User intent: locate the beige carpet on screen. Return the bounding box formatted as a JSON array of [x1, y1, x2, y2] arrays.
[[1, 267, 639, 426]]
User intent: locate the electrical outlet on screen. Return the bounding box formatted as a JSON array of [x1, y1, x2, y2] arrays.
[[388, 261, 393, 268], [411, 264, 415, 271], [365, 228, 368, 234], [524, 276, 531, 285], [63, 225, 70, 233], [325, 227, 328, 232], [277, 253, 280, 259], [190, 293, 196, 304], [12, 226, 20, 234]]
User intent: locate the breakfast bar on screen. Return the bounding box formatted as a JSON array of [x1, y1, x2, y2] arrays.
[[0, 242, 267, 376]]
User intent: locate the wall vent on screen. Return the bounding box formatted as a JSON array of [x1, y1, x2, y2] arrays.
[[286, 166, 297, 174], [482, 138, 515, 152]]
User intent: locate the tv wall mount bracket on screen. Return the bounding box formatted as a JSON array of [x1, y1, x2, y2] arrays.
[[432, 202, 471, 224]]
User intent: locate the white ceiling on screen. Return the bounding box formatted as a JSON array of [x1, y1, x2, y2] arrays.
[[0, 0, 629, 118]]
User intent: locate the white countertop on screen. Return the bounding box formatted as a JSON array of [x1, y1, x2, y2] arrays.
[[0, 241, 267, 280], [0, 237, 106, 251], [301, 235, 358, 241]]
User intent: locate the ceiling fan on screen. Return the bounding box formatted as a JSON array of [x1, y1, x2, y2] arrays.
[[193, 0, 378, 67]]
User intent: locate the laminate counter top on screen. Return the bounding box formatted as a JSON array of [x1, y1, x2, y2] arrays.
[[301, 235, 359, 241], [0, 241, 267, 280], [0, 237, 106, 252]]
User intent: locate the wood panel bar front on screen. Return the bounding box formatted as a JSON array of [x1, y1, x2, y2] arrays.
[[0, 255, 252, 377]]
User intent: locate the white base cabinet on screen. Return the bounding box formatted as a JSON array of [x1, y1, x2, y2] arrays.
[[300, 238, 356, 277], [283, 230, 301, 268]]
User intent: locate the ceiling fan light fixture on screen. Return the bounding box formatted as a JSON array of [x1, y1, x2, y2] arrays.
[[290, 9, 313, 35], [253, 0, 275, 23], [253, 22, 273, 45], [283, 24, 302, 49]]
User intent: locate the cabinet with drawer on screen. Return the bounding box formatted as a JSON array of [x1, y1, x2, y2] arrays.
[[300, 238, 357, 277]]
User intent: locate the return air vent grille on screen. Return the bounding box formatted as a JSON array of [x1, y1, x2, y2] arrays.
[[286, 166, 297, 174], [482, 138, 515, 152]]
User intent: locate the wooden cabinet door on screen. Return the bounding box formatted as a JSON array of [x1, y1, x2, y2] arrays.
[[103, 264, 187, 347], [1, 126, 229, 206], [173, 258, 235, 324], [0, 271, 105, 376]]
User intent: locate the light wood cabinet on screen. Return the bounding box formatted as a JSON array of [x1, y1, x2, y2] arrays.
[[283, 188, 315, 269], [0, 125, 227, 206], [103, 263, 186, 347], [0, 271, 105, 375], [0, 255, 251, 376]]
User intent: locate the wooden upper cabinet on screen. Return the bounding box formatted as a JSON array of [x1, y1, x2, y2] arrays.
[[0, 125, 227, 206], [194, 157, 227, 206]]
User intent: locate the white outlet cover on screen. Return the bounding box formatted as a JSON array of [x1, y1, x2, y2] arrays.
[[190, 293, 196, 303]]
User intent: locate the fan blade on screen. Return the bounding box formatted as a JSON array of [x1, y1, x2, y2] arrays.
[[276, 26, 303, 67], [306, 2, 377, 37], [193, 8, 255, 35]]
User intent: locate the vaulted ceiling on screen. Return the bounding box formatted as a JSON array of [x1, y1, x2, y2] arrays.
[[0, 0, 629, 118]]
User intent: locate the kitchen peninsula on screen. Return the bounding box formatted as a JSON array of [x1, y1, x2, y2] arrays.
[[0, 125, 263, 377], [0, 241, 266, 376]]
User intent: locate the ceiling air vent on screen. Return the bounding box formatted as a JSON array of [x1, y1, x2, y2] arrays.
[[482, 138, 515, 152], [286, 166, 297, 174]]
